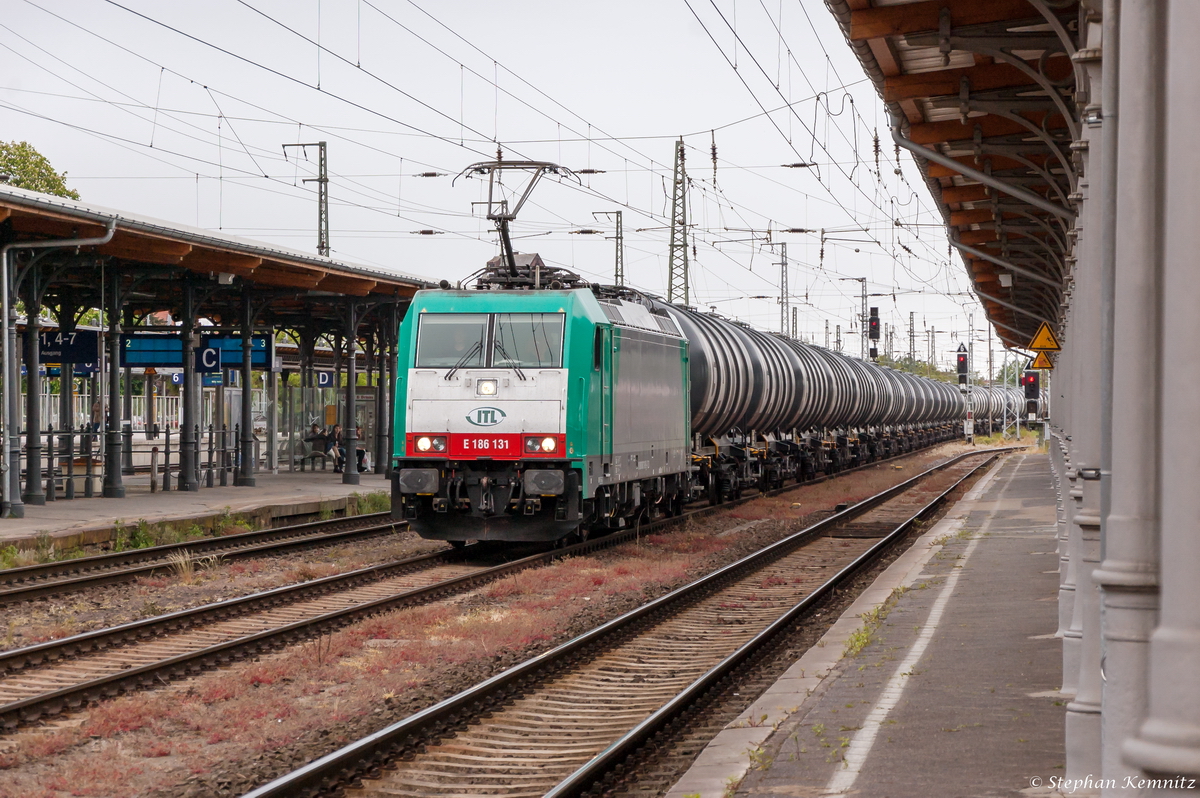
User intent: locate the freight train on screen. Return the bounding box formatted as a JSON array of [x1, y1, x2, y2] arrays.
[[389, 255, 1025, 544]]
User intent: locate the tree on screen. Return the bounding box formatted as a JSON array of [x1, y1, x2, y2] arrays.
[[0, 141, 79, 200]]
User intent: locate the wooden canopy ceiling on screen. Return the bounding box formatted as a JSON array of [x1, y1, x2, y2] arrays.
[[830, 0, 1081, 349], [0, 185, 432, 334]]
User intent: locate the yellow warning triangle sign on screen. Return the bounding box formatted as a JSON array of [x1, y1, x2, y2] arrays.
[[1028, 322, 1061, 352], [1031, 351, 1054, 370]]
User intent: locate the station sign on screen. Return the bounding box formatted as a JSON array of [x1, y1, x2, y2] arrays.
[[195, 347, 222, 374], [39, 330, 100, 364], [200, 335, 274, 368], [120, 332, 183, 367], [171, 372, 224, 387], [46, 363, 97, 376], [317, 371, 334, 388]]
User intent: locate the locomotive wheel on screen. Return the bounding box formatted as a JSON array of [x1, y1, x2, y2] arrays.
[[707, 473, 720, 506]]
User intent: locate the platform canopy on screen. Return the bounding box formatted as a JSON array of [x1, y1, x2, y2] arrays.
[[827, 0, 1078, 349], [0, 184, 433, 329]]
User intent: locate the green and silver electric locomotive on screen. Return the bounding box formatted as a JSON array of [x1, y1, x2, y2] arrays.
[[391, 255, 691, 543]]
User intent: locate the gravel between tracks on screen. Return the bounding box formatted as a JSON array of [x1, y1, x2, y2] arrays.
[[0, 530, 444, 652], [0, 441, 992, 798]]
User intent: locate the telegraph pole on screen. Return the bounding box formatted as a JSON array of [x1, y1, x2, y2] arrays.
[[825, 320, 830, 349], [283, 141, 329, 257], [667, 139, 689, 305], [593, 210, 624, 286], [909, 311, 915, 362]]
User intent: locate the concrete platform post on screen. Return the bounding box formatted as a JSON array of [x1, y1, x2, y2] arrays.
[[342, 301, 360, 486], [179, 280, 198, 492], [1094, 0, 1161, 789], [22, 290, 44, 506], [1124, 0, 1200, 779], [236, 285, 255, 487], [102, 269, 125, 498]]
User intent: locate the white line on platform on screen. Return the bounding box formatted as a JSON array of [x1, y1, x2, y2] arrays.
[[823, 455, 1024, 797]]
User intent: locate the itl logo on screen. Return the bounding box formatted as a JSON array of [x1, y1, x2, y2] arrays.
[[466, 406, 506, 427]]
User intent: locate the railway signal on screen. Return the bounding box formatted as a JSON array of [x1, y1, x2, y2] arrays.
[[868, 307, 880, 340], [1022, 370, 1040, 399], [956, 343, 969, 386]]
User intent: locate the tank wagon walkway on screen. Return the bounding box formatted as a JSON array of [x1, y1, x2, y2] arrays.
[[668, 452, 1065, 798]]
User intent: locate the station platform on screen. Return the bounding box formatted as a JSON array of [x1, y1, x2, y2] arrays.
[[668, 452, 1064, 798], [0, 468, 391, 550]]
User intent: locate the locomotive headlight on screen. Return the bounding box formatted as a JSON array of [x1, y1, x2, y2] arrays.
[[476, 379, 498, 396], [431, 436, 447, 452], [416, 436, 433, 452], [525, 436, 541, 453], [540, 437, 557, 452]]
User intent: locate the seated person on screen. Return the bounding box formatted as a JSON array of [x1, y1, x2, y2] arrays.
[[303, 424, 328, 458], [327, 424, 345, 472]]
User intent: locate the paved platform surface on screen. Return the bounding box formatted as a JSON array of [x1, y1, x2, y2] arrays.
[[667, 452, 1064, 798], [0, 469, 391, 547]]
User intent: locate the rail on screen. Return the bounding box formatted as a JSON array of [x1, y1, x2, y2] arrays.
[[241, 447, 1014, 798]]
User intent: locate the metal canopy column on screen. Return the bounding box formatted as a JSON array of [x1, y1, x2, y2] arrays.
[[1124, 0, 1200, 779], [384, 302, 400, 476], [372, 330, 386, 475], [102, 268, 125, 498], [342, 302, 359, 486], [236, 285, 255, 487], [1064, 45, 1105, 779], [179, 278, 199, 491], [267, 366, 278, 473], [22, 284, 44, 505], [1094, 0, 1162, 787], [121, 305, 134, 475]]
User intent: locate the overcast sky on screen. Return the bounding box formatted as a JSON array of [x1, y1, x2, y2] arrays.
[[1, 0, 1011, 373]]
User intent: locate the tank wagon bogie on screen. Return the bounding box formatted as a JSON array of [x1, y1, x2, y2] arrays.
[[389, 258, 1017, 544]]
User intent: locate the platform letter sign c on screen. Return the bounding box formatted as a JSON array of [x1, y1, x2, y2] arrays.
[[466, 407, 506, 427], [196, 347, 221, 374]]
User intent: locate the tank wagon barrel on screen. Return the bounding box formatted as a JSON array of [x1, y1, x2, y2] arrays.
[[654, 301, 963, 437]]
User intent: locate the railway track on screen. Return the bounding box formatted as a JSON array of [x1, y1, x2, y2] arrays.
[[0, 444, 1000, 736], [0, 437, 949, 608], [0, 512, 400, 606], [241, 448, 1008, 798]]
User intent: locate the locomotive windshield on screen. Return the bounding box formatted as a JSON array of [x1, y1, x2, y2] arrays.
[[493, 313, 563, 368], [414, 312, 563, 369], [415, 313, 488, 368]]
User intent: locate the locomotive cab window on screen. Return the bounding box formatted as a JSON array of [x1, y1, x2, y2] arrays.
[[415, 313, 488, 368], [492, 313, 564, 368]]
